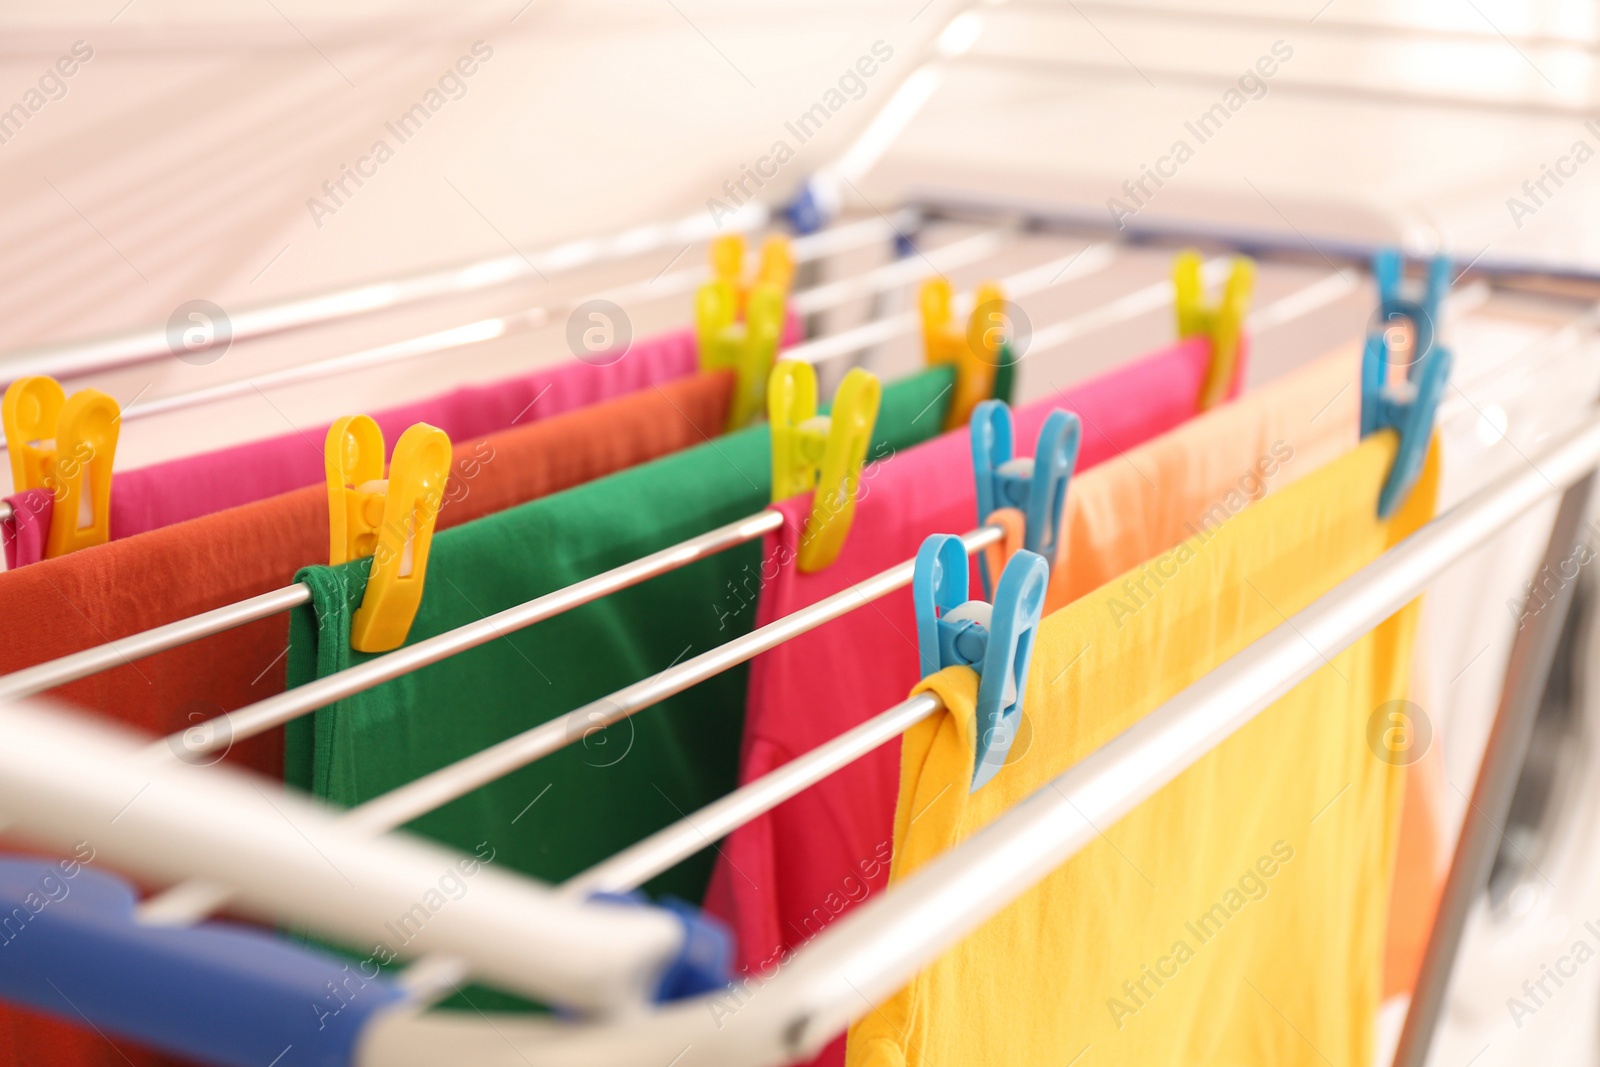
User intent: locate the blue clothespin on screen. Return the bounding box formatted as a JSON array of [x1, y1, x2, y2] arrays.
[[1360, 249, 1453, 518], [914, 534, 1050, 791], [969, 401, 1081, 599]]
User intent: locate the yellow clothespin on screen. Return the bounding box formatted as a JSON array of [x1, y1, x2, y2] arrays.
[[697, 234, 797, 430], [920, 278, 1005, 432], [710, 234, 746, 294], [709, 234, 795, 307], [325, 415, 452, 653], [697, 280, 788, 432], [755, 235, 795, 293], [2, 376, 119, 558], [769, 360, 881, 573], [1174, 251, 1256, 410]]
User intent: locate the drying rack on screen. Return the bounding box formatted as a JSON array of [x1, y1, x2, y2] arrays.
[[3, 4, 1600, 1066]]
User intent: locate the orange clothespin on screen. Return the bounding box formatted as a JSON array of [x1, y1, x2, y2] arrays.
[[920, 278, 1006, 431], [2, 376, 119, 558], [325, 416, 452, 653], [1174, 251, 1255, 410], [768, 360, 881, 572]]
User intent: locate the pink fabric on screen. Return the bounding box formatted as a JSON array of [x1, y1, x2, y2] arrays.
[[1, 490, 48, 570], [702, 334, 1244, 1064], [2, 317, 800, 568]]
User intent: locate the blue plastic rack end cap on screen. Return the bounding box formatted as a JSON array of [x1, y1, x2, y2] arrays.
[[782, 177, 830, 236], [590, 891, 733, 1002], [0, 856, 407, 1067], [913, 534, 1051, 791], [969, 400, 1081, 598], [1360, 250, 1453, 519]]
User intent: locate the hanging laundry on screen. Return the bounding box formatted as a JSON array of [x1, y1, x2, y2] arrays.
[[846, 433, 1438, 1067], [1, 317, 800, 569], [704, 344, 1363, 1065], [703, 333, 1273, 972], [0, 372, 735, 774], [281, 367, 958, 954], [0, 371, 740, 1067]]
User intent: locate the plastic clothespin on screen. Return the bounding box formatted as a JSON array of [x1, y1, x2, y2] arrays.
[[708, 233, 794, 307], [920, 278, 1008, 431], [698, 234, 793, 431], [769, 359, 882, 573], [914, 534, 1050, 791], [2, 376, 119, 558], [697, 279, 788, 431], [1361, 249, 1453, 519], [969, 400, 1082, 599], [325, 415, 452, 653], [755, 235, 795, 293], [1173, 250, 1256, 411]]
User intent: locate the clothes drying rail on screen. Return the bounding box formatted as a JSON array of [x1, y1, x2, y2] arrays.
[[4, 404, 1597, 1067], [447, 410, 1600, 1067], [0, 201, 792, 386], [550, 331, 1574, 900], [0, 223, 1020, 525], [138, 260, 1442, 923], [0, 214, 958, 471], [137, 522, 1002, 923], [612, 416, 1600, 1067], [15, 250, 1309, 730], [0, 244, 1247, 701], [0, 700, 684, 1017]]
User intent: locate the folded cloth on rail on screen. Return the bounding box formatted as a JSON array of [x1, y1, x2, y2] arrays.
[[279, 367, 958, 978], [845, 432, 1439, 1067], [0, 372, 736, 1067], [703, 341, 1369, 1066], [1, 316, 799, 569]]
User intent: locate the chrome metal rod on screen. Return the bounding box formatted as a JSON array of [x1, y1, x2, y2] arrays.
[[141, 524, 1003, 925], [122, 310, 548, 426], [160, 509, 787, 756], [37, 218, 929, 442], [0, 208, 911, 386], [785, 242, 1123, 365], [341, 523, 1004, 836], [789, 230, 1006, 317], [563, 693, 943, 898], [4, 264, 1355, 702], [0, 585, 313, 703], [388, 412, 1600, 1066], [0, 239, 1124, 693], [0, 500, 11, 524], [749, 411, 1600, 1058], [0, 207, 771, 384], [1392, 471, 1600, 1067]]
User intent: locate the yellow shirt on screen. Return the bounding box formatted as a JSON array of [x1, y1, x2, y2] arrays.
[[848, 433, 1439, 1067]]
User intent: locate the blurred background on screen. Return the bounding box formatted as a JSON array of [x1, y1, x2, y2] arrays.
[[3, 1, 1600, 1063]]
